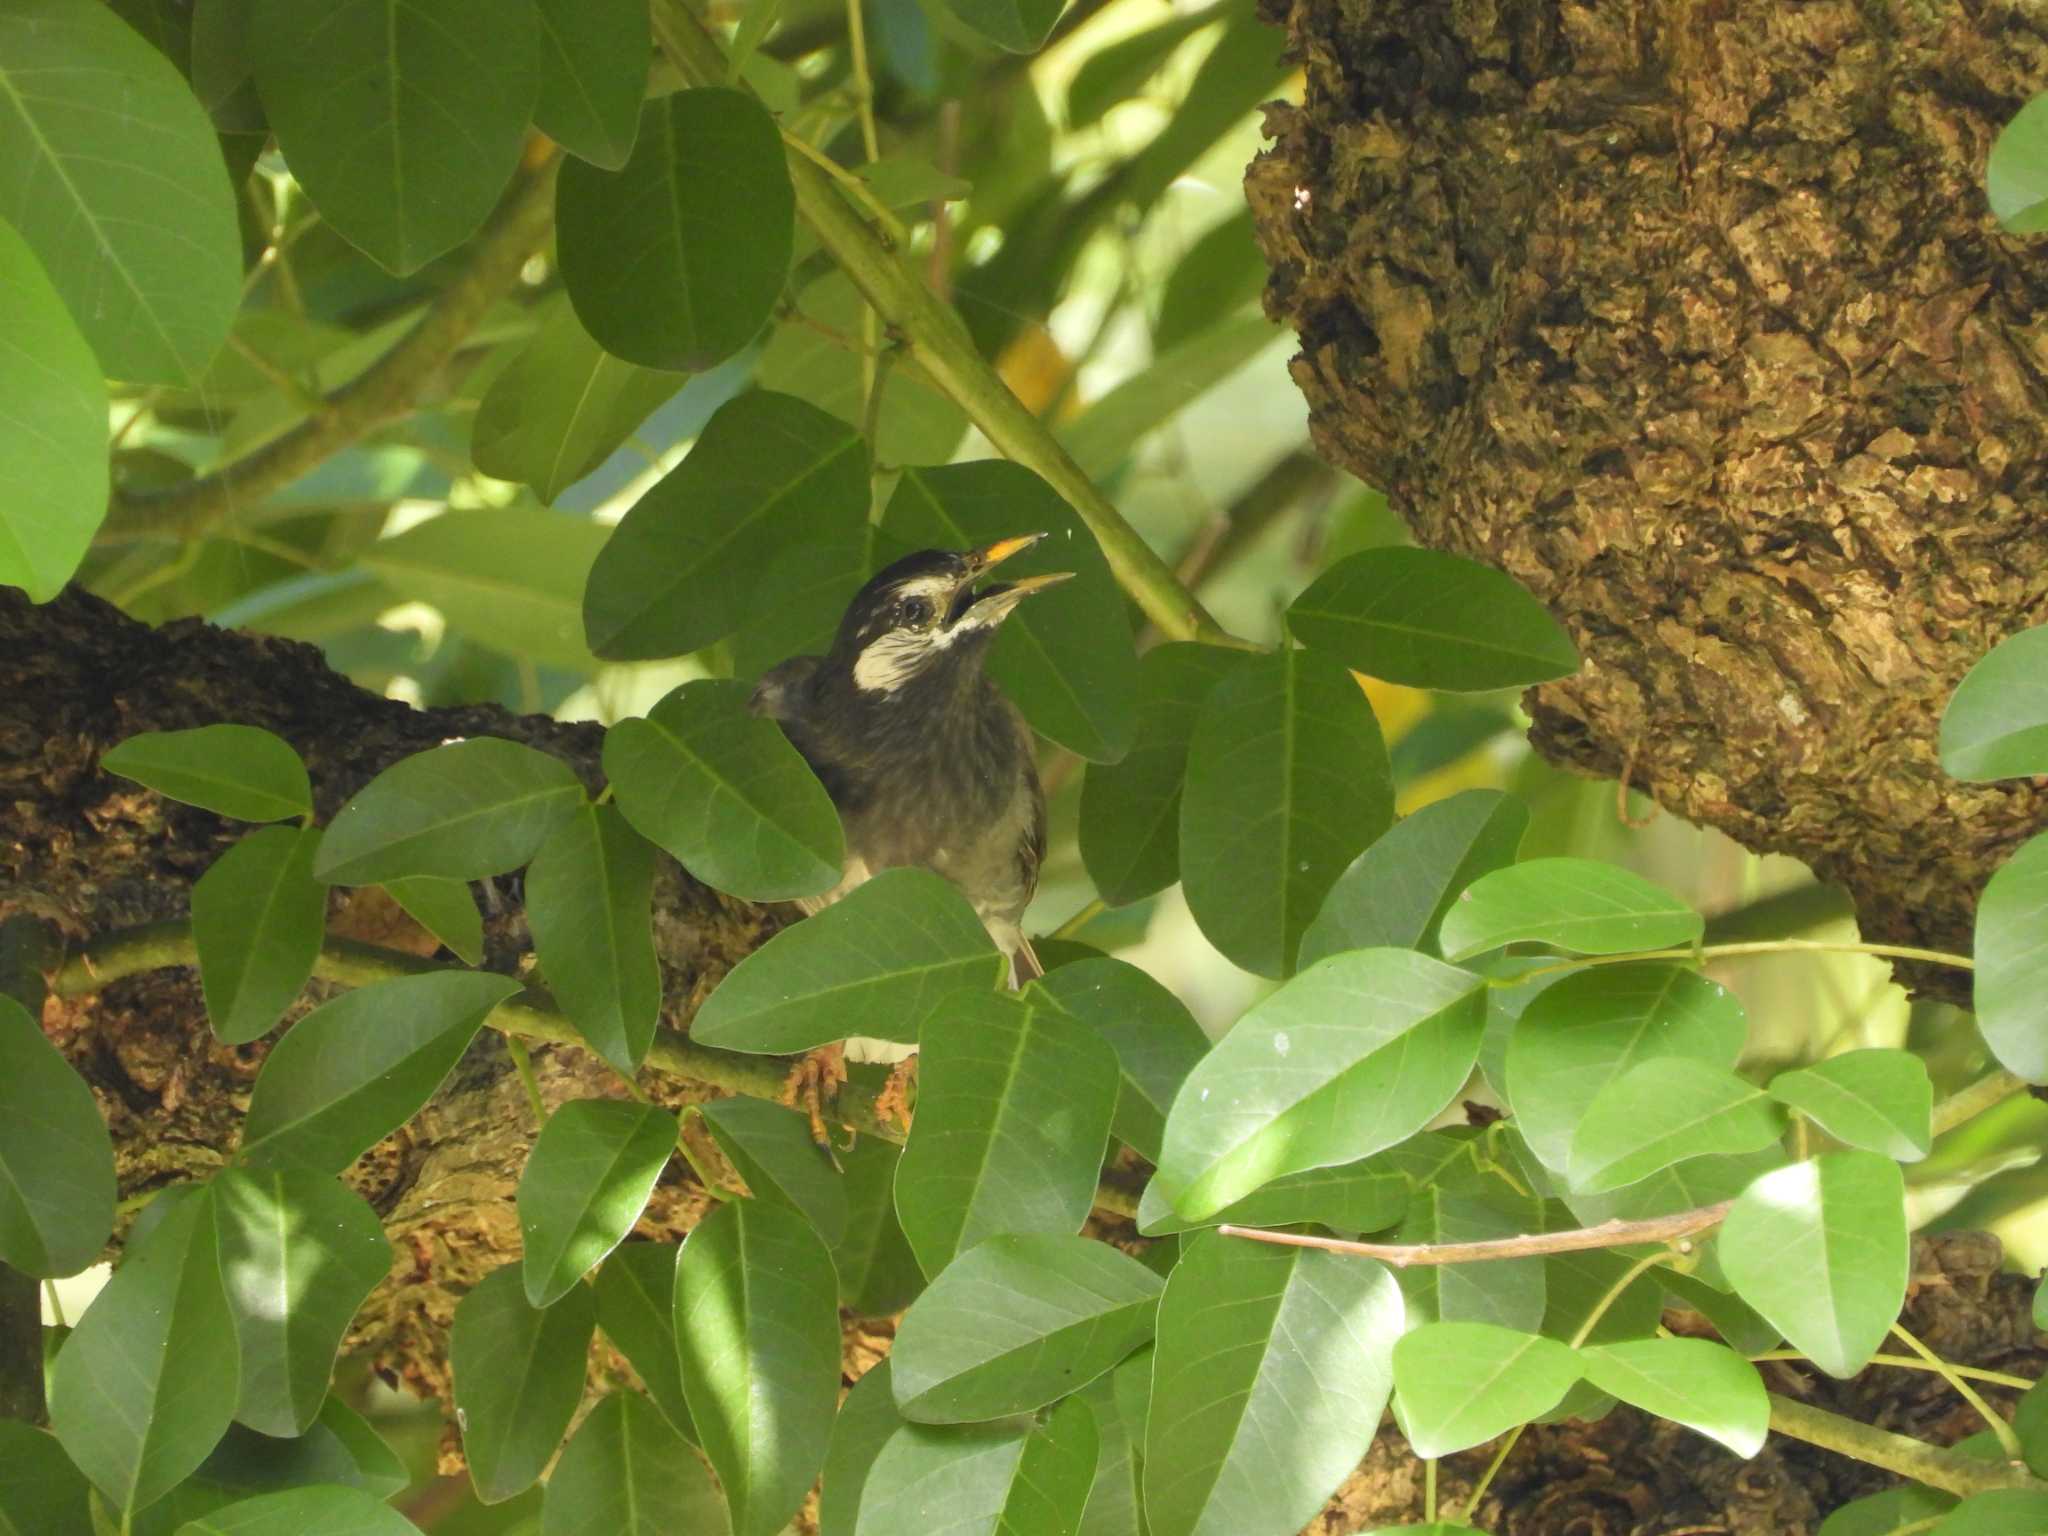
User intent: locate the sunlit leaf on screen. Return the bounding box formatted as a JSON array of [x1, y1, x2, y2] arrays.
[[1986, 93, 2048, 235], [1145, 1235, 1402, 1536], [1718, 1152, 1907, 1378], [1438, 858, 1700, 963], [103, 726, 312, 824], [857, 1399, 1097, 1536], [1391, 1322, 1580, 1458], [1578, 1337, 1767, 1457], [518, 1099, 676, 1306], [1567, 1059, 1782, 1195], [0, 0, 241, 381], [1156, 949, 1484, 1220], [0, 216, 107, 600], [1768, 1050, 1932, 1162]]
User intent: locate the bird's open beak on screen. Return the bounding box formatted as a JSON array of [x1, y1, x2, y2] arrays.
[[954, 533, 1074, 626]]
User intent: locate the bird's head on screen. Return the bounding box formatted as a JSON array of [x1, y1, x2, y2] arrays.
[[829, 534, 1073, 698]]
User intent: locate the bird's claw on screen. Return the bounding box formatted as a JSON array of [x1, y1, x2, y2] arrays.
[[874, 1055, 918, 1135], [781, 1043, 848, 1144]]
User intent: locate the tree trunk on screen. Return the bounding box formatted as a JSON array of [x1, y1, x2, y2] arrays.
[[1247, 0, 2048, 991]]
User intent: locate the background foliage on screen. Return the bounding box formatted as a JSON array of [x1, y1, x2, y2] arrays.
[[4, 1, 2048, 1533]]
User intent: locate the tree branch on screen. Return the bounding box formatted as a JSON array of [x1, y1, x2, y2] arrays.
[[1766, 1392, 2047, 1499], [45, 919, 1143, 1219], [1218, 1203, 1732, 1266], [650, 0, 1249, 652], [99, 149, 562, 544]]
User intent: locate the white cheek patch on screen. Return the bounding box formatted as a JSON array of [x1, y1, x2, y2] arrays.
[[853, 630, 938, 693]]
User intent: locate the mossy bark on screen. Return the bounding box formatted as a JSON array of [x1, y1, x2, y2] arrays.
[[1247, 0, 2048, 995]]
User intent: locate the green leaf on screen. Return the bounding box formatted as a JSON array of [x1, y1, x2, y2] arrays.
[[1030, 957, 1209, 1162], [582, 390, 869, 660], [241, 971, 522, 1173], [471, 299, 680, 503], [592, 1243, 694, 1442], [884, 462, 1140, 763], [1769, 1050, 1932, 1162], [1973, 830, 2048, 1082], [756, 274, 969, 469], [1075, 1368, 1141, 1536], [525, 803, 661, 1075], [830, 1137, 923, 1315], [1718, 1152, 1907, 1378], [1504, 963, 1747, 1173], [689, 868, 1003, 1053], [1145, 1235, 1403, 1536], [1577, 1337, 1766, 1457], [1932, 1491, 2048, 1535], [0, 995, 114, 1277], [854, 156, 970, 209], [383, 877, 483, 965], [1986, 93, 2048, 235], [1662, 1268, 1781, 1356], [1564, 1147, 1787, 1233], [193, 827, 325, 1046], [894, 990, 1118, 1276], [213, 1168, 392, 1437], [1182, 648, 1395, 976], [1065, 3, 1224, 126], [102, 726, 312, 824], [1156, 209, 1266, 350], [939, 0, 1061, 52], [857, 1398, 1098, 1536], [1567, 1059, 1782, 1194], [314, 1397, 408, 1498], [248, 0, 539, 274], [518, 1099, 675, 1307], [1077, 643, 1242, 905], [313, 738, 585, 886], [604, 679, 843, 901], [1137, 1156, 1409, 1238], [0, 0, 239, 383], [49, 1191, 238, 1516], [531, 0, 646, 169], [1288, 548, 1578, 691], [359, 505, 613, 673], [1438, 858, 1702, 963], [540, 1392, 724, 1536], [170, 1484, 422, 1536], [558, 88, 793, 369], [1391, 1322, 1580, 1458], [0, 216, 106, 600], [676, 1199, 842, 1536], [450, 1263, 597, 1503], [698, 1098, 849, 1246], [1816, 1487, 1957, 1536], [1299, 789, 1530, 968], [0, 1421, 93, 1536], [1939, 626, 2048, 779], [820, 1362, 903, 1536], [1542, 1247, 1661, 1347], [1059, 314, 1281, 481], [1389, 1187, 1544, 1331], [891, 1234, 1164, 1423], [1155, 949, 1485, 1221]]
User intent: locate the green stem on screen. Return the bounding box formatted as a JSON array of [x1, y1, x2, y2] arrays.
[[650, 0, 1246, 651], [1767, 1393, 2045, 1497], [1931, 1069, 2027, 1137], [1052, 898, 1105, 941], [45, 918, 1146, 1217], [1888, 1320, 2023, 1459], [1748, 1351, 2037, 1392], [1500, 938, 1974, 989], [504, 1035, 549, 1128]]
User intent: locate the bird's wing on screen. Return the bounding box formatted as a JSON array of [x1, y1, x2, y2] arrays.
[[748, 655, 820, 719]]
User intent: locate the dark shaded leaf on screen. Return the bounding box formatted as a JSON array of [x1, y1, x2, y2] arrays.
[[450, 1264, 597, 1502], [193, 826, 325, 1045], [1030, 956, 1209, 1162], [539, 1392, 725, 1536], [526, 802, 661, 1075], [592, 1243, 694, 1441], [532, 0, 646, 169], [0, 995, 115, 1278], [103, 726, 312, 824]]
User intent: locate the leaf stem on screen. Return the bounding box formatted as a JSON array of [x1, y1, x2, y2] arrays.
[[1498, 938, 1975, 989], [1766, 1392, 2045, 1497], [1888, 1320, 2023, 1459], [504, 1035, 548, 1127], [1749, 1350, 2037, 1391], [650, 0, 1248, 650]]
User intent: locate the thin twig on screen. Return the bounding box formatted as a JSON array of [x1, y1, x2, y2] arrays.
[[1218, 1203, 1732, 1267], [1888, 1320, 2023, 1459]]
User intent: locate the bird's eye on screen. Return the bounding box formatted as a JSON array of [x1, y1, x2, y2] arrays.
[[900, 596, 933, 627]]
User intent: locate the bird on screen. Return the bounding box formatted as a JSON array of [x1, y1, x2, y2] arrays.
[[749, 533, 1071, 1125]]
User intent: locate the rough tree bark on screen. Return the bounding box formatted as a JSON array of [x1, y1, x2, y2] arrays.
[[4, 587, 2042, 1532], [1247, 0, 2048, 990]]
